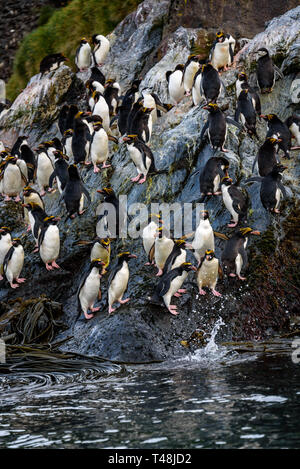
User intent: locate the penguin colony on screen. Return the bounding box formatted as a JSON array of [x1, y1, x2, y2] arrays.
[[0, 28, 299, 320]]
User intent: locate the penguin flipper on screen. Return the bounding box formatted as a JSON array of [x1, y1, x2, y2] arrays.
[[3, 246, 14, 273], [239, 247, 248, 271], [278, 182, 288, 199], [245, 176, 263, 184], [252, 155, 258, 173], [49, 170, 57, 189], [200, 121, 209, 141], [213, 231, 229, 241], [225, 117, 243, 131], [81, 184, 91, 204], [234, 104, 241, 124]]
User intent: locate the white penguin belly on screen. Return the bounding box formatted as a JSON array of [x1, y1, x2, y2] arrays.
[[155, 238, 174, 269], [142, 223, 157, 255], [77, 44, 91, 69], [93, 98, 110, 132], [212, 43, 231, 70], [192, 223, 214, 262], [290, 123, 300, 145], [235, 253, 243, 276], [109, 262, 129, 304], [128, 145, 146, 174], [275, 187, 282, 209], [79, 269, 100, 311], [94, 37, 110, 64], [171, 250, 186, 270], [5, 245, 24, 283], [222, 185, 238, 221], [91, 129, 109, 164], [169, 70, 185, 104], [40, 225, 60, 264], [3, 165, 23, 195], [184, 62, 199, 92], [163, 271, 188, 307], [37, 153, 53, 189], [197, 259, 218, 289], [192, 75, 202, 105], [16, 159, 28, 180], [0, 237, 12, 269]]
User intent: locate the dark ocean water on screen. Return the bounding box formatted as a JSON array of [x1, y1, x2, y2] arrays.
[[0, 320, 299, 449]]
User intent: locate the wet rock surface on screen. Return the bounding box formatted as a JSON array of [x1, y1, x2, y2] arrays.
[[0, 2, 299, 362]]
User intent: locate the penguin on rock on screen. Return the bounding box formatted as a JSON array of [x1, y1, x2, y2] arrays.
[[90, 117, 110, 172], [3, 238, 25, 289], [22, 186, 45, 228], [261, 114, 292, 159], [108, 251, 137, 314], [22, 202, 48, 252], [162, 239, 193, 275], [199, 156, 229, 199], [142, 213, 163, 265], [166, 64, 185, 105], [252, 135, 281, 177], [192, 210, 215, 265], [75, 38, 92, 72], [74, 237, 111, 274], [38, 216, 61, 271], [194, 62, 224, 106], [35, 143, 54, 196], [117, 79, 141, 135], [1, 155, 27, 201], [149, 262, 196, 315], [245, 163, 288, 214], [92, 34, 110, 66], [235, 89, 257, 136], [221, 176, 249, 227], [221, 227, 260, 281], [40, 53, 68, 76], [209, 31, 236, 71], [235, 72, 261, 116], [103, 79, 121, 116], [182, 55, 200, 96], [255, 48, 283, 94], [123, 134, 155, 184], [72, 111, 92, 165], [96, 187, 126, 238], [77, 259, 104, 320], [61, 129, 74, 160], [92, 91, 110, 133], [63, 165, 91, 219], [196, 249, 222, 297], [154, 226, 174, 276], [48, 150, 70, 194], [128, 106, 153, 144], [200, 103, 242, 152], [286, 115, 300, 148], [0, 227, 12, 281]]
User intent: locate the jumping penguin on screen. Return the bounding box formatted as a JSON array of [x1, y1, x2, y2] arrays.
[[149, 262, 196, 315], [196, 249, 222, 297]]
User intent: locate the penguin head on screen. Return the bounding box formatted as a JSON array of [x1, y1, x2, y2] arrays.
[[99, 237, 111, 249], [174, 238, 186, 247], [187, 54, 199, 63], [221, 175, 233, 186], [175, 64, 185, 72], [97, 187, 115, 197], [80, 37, 89, 44], [43, 215, 60, 226], [22, 201, 41, 212], [203, 103, 219, 113], [256, 47, 269, 57], [204, 249, 215, 261], [12, 237, 22, 247], [23, 186, 36, 196], [181, 262, 197, 272], [0, 226, 11, 235], [148, 213, 163, 225], [104, 78, 115, 88], [91, 258, 105, 269], [238, 72, 248, 81], [63, 129, 73, 137], [142, 106, 154, 114], [260, 113, 279, 123], [200, 210, 209, 221], [267, 135, 282, 145], [239, 89, 249, 99], [239, 227, 260, 237], [117, 251, 137, 262], [0, 150, 10, 160], [123, 135, 138, 144], [5, 155, 17, 164], [216, 31, 225, 42], [54, 149, 69, 160], [75, 110, 92, 119]]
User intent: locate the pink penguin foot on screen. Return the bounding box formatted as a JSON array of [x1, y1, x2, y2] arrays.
[[228, 222, 237, 227], [40, 190, 46, 197], [144, 262, 151, 265], [102, 162, 111, 169], [168, 305, 178, 315], [213, 191, 222, 195], [274, 209, 280, 214], [33, 246, 39, 253], [14, 195, 21, 202], [26, 225, 31, 232], [4, 196, 11, 201], [138, 177, 146, 184], [178, 289, 186, 293], [90, 306, 100, 312], [119, 298, 130, 305], [51, 261, 60, 269], [229, 273, 236, 277], [84, 311, 94, 320], [94, 166, 100, 173], [108, 306, 116, 315], [238, 275, 247, 281], [16, 278, 26, 284], [131, 174, 141, 182], [156, 268, 164, 276], [10, 282, 20, 289], [221, 147, 229, 153], [45, 263, 54, 271], [199, 288, 206, 295], [212, 289, 222, 297], [0, 274, 3, 281], [174, 292, 181, 297]]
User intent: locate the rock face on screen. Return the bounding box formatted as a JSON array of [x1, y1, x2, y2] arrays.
[[0, 2, 299, 362]]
